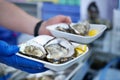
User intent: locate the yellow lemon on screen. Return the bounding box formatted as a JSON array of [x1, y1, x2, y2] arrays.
[[88, 29, 98, 36], [75, 49, 83, 57], [75, 45, 87, 52], [74, 45, 87, 57]]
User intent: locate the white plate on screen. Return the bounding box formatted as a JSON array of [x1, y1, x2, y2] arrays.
[[46, 23, 107, 44], [16, 35, 89, 71]]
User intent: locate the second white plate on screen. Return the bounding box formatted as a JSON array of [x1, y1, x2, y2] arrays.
[[47, 23, 107, 44]]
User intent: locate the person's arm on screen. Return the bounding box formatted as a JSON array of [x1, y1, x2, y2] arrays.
[[0, 0, 39, 35], [0, 0, 71, 36], [0, 0, 71, 73]]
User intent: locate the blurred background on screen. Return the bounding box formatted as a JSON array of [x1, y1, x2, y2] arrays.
[[0, 0, 120, 80]]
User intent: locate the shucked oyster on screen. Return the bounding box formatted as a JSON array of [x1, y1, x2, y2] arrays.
[[20, 38, 75, 64], [44, 38, 74, 63], [70, 21, 90, 36], [56, 26, 68, 32], [56, 21, 90, 36], [21, 42, 46, 59]]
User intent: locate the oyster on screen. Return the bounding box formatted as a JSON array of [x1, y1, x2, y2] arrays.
[[19, 38, 76, 64], [56, 21, 90, 36], [21, 42, 46, 59], [70, 21, 90, 36], [56, 25, 75, 34], [56, 26, 68, 32], [44, 38, 74, 63]]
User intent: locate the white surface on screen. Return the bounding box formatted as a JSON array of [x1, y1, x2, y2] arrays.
[[47, 23, 107, 44], [111, 10, 120, 55], [16, 35, 89, 71]]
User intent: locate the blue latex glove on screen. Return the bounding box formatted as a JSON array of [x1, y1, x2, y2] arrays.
[[0, 40, 48, 73]]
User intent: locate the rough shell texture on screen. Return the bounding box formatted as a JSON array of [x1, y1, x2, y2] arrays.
[[70, 21, 90, 36], [44, 38, 74, 60], [22, 42, 46, 58], [56, 21, 90, 36]]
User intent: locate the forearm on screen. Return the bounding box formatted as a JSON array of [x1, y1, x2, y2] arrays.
[[0, 0, 40, 35]]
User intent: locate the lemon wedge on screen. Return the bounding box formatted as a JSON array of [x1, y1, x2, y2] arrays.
[[88, 29, 98, 36], [75, 45, 87, 52], [74, 45, 87, 57]]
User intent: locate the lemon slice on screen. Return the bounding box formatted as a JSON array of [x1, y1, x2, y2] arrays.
[[75, 45, 87, 52], [74, 45, 87, 57], [74, 49, 83, 57], [88, 29, 98, 36]]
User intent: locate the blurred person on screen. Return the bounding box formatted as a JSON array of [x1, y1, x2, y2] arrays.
[[87, 2, 112, 50], [87, 2, 111, 41], [87, 2, 111, 29], [0, 0, 71, 73]]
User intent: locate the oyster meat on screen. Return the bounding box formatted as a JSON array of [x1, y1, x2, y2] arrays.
[[56, 25, 75, 34], [70, 21, 90, 36], [20, 37, 76, 64], [56, 21, 90, 36], [45, 44, 68, 59], [56, 26, 68, 32], [44, 38, 74, 63], [21, 42, 46, 59]]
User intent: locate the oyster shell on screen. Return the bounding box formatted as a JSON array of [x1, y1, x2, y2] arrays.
[[70, 21, 90, 36], [44, 38, 74, 61], [56, 21, 90, 36], [56, 25, 75, 34], [56, 26, 68, 32], [21, 42, 46, 59], [19, 38, 76, 64]]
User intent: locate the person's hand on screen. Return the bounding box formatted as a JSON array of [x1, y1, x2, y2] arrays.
[[0, 40, 48, 73], [39, 15, 72, 35]]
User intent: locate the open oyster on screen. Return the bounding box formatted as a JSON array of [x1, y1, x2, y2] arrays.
[[56, 26, 68, 32], [19, 37, 77, 64], [56, 25, 75, 34], [44, 38, 74, 63], [20, 42, 46, 59], [56, 21, 90, 36], [70, 21, 90, 36]]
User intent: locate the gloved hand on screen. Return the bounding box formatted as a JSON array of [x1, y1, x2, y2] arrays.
[[0, 40, 48, 73]]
